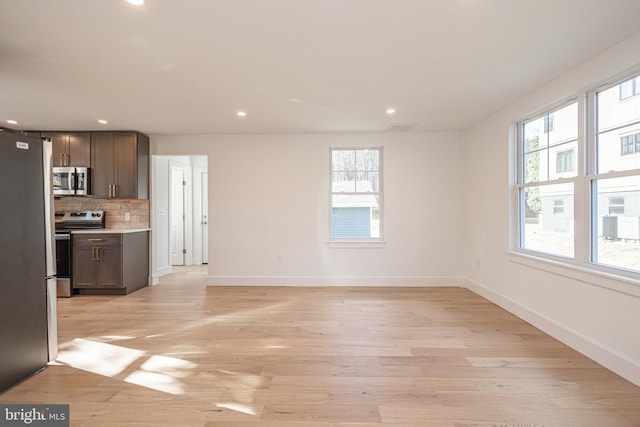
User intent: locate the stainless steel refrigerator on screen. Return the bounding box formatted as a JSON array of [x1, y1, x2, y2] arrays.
[[0, 129, 56, 392]]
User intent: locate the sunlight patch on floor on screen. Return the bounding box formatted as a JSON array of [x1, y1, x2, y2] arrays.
[[57, 338, 144, 377]]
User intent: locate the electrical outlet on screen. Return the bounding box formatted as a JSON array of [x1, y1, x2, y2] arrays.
[[124, 212, 131, 221]]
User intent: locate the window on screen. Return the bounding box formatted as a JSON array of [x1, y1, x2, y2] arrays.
[[513, 71, 640, 277], [620, 75, 640, 100], [553, 200, 564, 214], [556, 149, 575, 173], [621, 132, 640, 156], [517, 102, 577, 258], [330, 147, 382, 240], [608, 197, 625, 215]]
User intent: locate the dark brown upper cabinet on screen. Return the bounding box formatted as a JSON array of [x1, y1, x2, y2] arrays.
[[90, 131, 149, 199], [42, 132, 91, 167]]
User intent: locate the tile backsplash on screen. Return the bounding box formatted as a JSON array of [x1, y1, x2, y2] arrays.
[[55, 197, 150, 229]]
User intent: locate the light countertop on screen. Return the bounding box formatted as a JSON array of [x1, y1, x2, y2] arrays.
[[70, 228, 151, 234]]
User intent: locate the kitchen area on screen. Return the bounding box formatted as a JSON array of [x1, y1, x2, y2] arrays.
[[0, 128, 151, 392], [49, 130, 151, 297]]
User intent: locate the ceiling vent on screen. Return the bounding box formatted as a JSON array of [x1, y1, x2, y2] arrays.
[[385, 123, 417, 132]]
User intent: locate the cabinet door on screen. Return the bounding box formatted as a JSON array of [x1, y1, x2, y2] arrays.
[[114, 132, 137, 199], [96, 245, 123, 287], [67, 132, 91, 167], [90, 132, 115, 198], [43, 132, 68, 167], [73, 246, 98, 287]]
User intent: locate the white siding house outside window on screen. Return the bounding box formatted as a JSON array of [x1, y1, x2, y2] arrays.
[[513, 71, 640, 278], [330, 147, 382, 240]]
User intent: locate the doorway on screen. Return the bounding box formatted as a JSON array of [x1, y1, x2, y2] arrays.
[[151, 155, 208, 282]]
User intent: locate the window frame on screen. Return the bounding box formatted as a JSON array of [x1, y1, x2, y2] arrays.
[[329, 146, 384, 245], [510, 70, 640, 289]]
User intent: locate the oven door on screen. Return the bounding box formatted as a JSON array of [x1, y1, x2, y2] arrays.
[[55, 233, 72, 297], [52, 167, 76, 195]]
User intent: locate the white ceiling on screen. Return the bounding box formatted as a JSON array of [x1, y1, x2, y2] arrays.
[[2, 0, 640, 135]]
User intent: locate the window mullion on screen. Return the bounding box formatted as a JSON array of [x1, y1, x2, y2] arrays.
[[575, 93, 589, 265]]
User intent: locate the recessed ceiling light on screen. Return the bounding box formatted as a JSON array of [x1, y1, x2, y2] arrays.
[[6, 119, 18, 125], [98, 119, 108, 125], [237, 111, 247, 117], [386, 108, 396, 115], [127, 0, 145, 5]]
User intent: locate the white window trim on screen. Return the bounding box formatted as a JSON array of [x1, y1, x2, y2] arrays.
[[328, 146, 384, 245], [509, 70, 640, 292]]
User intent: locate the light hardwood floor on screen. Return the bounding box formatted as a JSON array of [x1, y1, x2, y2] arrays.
[[2, 266, 639, 426]]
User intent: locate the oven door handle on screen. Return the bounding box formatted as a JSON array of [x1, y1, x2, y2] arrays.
[[55, 234, 71, 241]]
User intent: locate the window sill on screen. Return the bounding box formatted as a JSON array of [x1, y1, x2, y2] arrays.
[[508, 250, 640, 298], [328, 240, 386, 249]]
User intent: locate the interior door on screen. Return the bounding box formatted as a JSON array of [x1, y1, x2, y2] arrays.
[[170, 167, 185, 266], [201, 171, 208, 264]]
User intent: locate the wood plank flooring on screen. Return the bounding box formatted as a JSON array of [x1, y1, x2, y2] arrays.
[[2, 266, 639, 426]]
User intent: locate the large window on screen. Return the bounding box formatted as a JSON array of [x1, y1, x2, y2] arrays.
[[517, 102, 578, 258], [330, 147, 382, 240], [514, 72, 640, 277]]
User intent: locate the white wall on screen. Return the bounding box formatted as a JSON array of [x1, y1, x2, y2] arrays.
[[151, 156, 171, 281], [463, 32, 640, 386], [151, 132, 463, 286]]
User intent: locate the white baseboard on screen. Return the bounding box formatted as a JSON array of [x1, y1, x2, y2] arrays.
[[464, 278, 640, 387], [206, 275, 462, 287]]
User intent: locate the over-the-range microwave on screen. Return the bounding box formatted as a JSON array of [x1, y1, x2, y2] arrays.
[[52, 166, 90, 196]]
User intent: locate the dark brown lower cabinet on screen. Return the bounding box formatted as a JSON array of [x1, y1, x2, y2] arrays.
[[73, 231, 149, 295]]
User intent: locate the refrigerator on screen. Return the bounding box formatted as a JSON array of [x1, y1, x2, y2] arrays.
[[0, 129, 56, 393]]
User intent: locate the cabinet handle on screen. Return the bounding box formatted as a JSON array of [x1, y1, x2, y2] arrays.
[[59, 153, 64, 165], [65, 153, 69, 166], [108, 184, 112, 198], [113, 184, 117, 197], [88, 238, 104, 242], [91, 247, 102, 261]]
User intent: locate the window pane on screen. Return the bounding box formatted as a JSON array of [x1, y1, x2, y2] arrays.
[[522, 102, 577, 184], [592, 176, 640, 272], [524, 150, 548, 183], [332, 149, 355, 172], [548, 103, 578, 146], [331, 194, 380, 238], [355, 149, 379, 171], [521, 183, 574, 258], [332, 171, 355, 192], [355, 171, 379, 192], [597, 74, 640, 131], [524, 119, 546, 153], [597, 123, 640, 172]]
